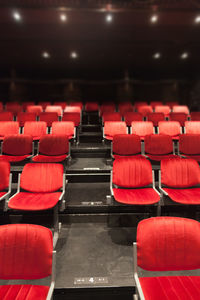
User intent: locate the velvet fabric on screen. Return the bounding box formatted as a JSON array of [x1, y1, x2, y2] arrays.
[[140, 276, 200, 300], [113, 187, 159, 204], [146, 113, 165, 126], [0, 224, 52, 279], [39, 112, 58, 127], [137, 217, 200, 271], [104, 121, 127, 140], [52, 121, 74, 139], [62, 112, 81, 126], [131, 121, 154, 139], [161, 158, 200, 188], [185, 121, 200, 134], [0, 112, 13, 121], [17, 112, 37, 127], [2, 135, 32, 155], [158, 121, 181, 138], [124, 112, 143, 126], [20, 163, 63, 192], [179, 134, 200, 155], [24, 122, 47, 140], [0, 161, 10, 190], [113, 157, 152, 188], [8, 191, 62, 210], [102, 112, 121, 123], [0, 122, 19, 137], [113, 134, 141, 156]]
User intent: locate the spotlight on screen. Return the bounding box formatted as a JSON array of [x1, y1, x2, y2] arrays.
[[60, 13, 67, 22], [180, 52, 189, 59], [195, 16, 200, 23], [70, 51, 78, 59], [153, 52, 161, 59], [13, 11, 21, 21], [42, 52, 50, 59], [150, 15, 158, 23], [106, 14, 113, 23]]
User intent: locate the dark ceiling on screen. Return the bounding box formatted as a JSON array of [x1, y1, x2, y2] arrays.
[[0, 0, 200, 79]]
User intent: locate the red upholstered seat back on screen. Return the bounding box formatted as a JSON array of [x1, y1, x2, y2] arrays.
[[124, 112, 143, 126], [54, 102, 67, 109], [3, 135, 32, 155], [20, 163, 63, 192], [62, 112, 80, 126], [104, 121, 127, 137], [45, 105, 62, 116], [69, 102, 83, 109], [24, 121, 47, 137], [0, 112, 13, 121], [179, 134, 200, 155], [64, 106, 81, 113], [113, 157, 152, 188], [161, 158, 200, 187], [191, 112, 200, 121], [158, 121, 181, 137], [22, 102, 35, 111], [185, 121, 200, 134], [113, 134, 141, 155], [144, 134, 173, 155], [39, 112, 58, 127], [6, 103, 22, 114], [154, 105, 170, 115], [169, 112, 188, 126], [17, 112, 37, 126], [118, 103, 134, 115], [0, 224, 53, 280], [52, 121, 74, 136], [0, 122, 19, 137], [26, 105, 43, 115], [137, 105, 153, 116], [150, 101, 162, 108], [85, 102, 98, 111], [39, 135, 69, 155], [0, 161, 10, 191], [99, 104, 115, 116], [166, 101, 178, 108], [131, 121, 154, 137], [173, 105, 189, 114], [137, 217, 200, 271], [38, 102, 51, 109], [102, 112, 121, 123], [147, 113, 165, 126]]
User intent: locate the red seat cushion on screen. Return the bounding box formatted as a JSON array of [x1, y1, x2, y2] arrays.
[[139, 276, 200, 300], [32, 154, 68, 162], [0, 285, 49, 300], [8, 192, 62, 210], [0, 155, 31, 162], [0, 192, 7, 198], [113, 188, 159, 205], [163, 187, 200, 204]]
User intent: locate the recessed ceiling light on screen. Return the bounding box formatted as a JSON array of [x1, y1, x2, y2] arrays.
[[195, 16, 200, 23], [180, 52, 189, 59], [70, 51, 78, 59], [60, 13, 67, 22], [13, 11, 21, 21], [150, 15, 158, 23], [42, 52, 50, 59], [153, 52, 161, 59], [106, 14, 113, 23]]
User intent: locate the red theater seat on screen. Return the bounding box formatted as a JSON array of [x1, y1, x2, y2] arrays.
[[99, 104, 115, 116], [62, 112, 81, 127], [5, 103, 22, 115], [146, 112, 165, 126], [111, 157, 160, 205], [160, 158, 200, 204], [185, 121, 200, 134], [112, 134, 141, 159], [104, 121, 127, 141], [190, 112, 200, 121], [17, 112, 37, 127], [39, 112, 59, 127], [0, 161, 11, 202], [179, 134, 200, 162], [124, 112, 143, 126], [52, 121, 75, 140], [69, 101, 83, 109], [64, 106, 81, 113], [135, 102, 148, 110], [173, 105, 189, 114], [22, 102, 35, 111], [154, 105, 171, 116], [144, 134, 176, 161], [24, 121, 47, 140], [0, 112, 13, 121], [54, 102, 67, 109], [32, 135, 69, 162], [131, 121, 154, 140], [169, 112, 188, 126], [38, 102, 51, 109], [134, 217, 200, 300], [85, 102, 99, 112], [137, 105, 153, 117], [0, 122, 19, 140], [150, 101, 163, 108], [0, 135, 33, 163], [158, 121, 181, 140], [118, 102, 134, 115], [102, 112, 121, 123], [0, 224, 55, 299], [45, 105, 62, 117], [165, 101, 179, 108], [27, 105, 43, 115]]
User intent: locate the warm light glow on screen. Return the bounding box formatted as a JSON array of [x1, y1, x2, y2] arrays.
[[13, 11, 21, 21], [70, 51, 78, 59], [106, 14, 113, 23], [181, 52, 189, 59], [150, 15, 158, 23], [60, 13, 67, 22], [42, 52, 50, 59], [153, 52, 161, 59], [195, 16, 200, 23]]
